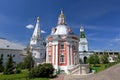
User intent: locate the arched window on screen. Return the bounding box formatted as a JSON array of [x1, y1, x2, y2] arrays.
[[13, 54, 15, 57], [83, 56, 87, 64], [7, 54, 9, 57], [60, 54, 64, 63]]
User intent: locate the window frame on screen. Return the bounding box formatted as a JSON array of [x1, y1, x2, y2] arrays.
[[60, 53, 65, 63], [60, 43, 64, 50]]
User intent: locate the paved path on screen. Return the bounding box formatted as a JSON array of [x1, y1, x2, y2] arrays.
[[50, 73, 66, 80], [64, 63, 120, 80]]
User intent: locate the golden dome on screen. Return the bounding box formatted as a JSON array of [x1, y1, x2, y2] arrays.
[[59, 10, 64, 17]]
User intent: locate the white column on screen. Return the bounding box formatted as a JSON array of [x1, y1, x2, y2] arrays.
[[52, 42, 58, 70], [67, 43, 70, 66], [52, 45, 54, 64], [56, 44, 58, 70], [69, 45, 71, 65], [46, 46, 48, 63], [70, 44, 73, 65]]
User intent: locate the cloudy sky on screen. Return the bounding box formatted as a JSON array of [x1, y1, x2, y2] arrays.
[[0, 0, 120, 51]]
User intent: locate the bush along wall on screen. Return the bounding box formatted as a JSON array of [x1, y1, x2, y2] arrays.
[[28, 63, 54, 78]]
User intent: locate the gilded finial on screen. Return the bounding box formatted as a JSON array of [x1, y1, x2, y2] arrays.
[[80, 24, 84, 31], [37, 17, 40, 22], [60, 10, 64, 17], [81, 24, 84, 28], [58, 10, 66, 25], [61, 10, 63, 14]]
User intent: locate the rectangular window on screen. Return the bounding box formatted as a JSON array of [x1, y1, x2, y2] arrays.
[[60, 54, 64, 63], [60, 44, 64, 49]]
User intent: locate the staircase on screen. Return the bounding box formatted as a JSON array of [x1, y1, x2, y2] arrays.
[[68, 64, 89, 75]]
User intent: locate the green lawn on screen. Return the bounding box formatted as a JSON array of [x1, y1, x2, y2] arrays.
[[90, 64, 105, 72], [90, 62, 117, 73], [0, 70, 49, 80]]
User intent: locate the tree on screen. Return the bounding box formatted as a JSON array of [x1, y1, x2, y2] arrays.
[[87, 53, 100, 64], [0, 54, 3, 72], [23, 50, 34, 70], [100, 53, 109, 64], [3, 54, 14, 74], [116, 53, 120, 63]]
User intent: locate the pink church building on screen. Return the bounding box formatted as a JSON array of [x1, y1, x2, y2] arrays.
[[46, 11, 80, 74]]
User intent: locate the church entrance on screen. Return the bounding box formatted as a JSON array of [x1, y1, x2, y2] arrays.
[[83, 56, 87, 64]]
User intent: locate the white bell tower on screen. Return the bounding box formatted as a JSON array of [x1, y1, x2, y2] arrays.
[[30, 17, 46, 66], [79, 25, 88, 52]]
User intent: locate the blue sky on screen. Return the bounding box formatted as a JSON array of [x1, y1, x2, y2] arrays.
[[0, 0, 120, 51]]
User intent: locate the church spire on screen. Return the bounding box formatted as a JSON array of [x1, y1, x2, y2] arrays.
[[80, 24, 86, 38], [30, 17, 41, 45], [33, 17, 41, 38], [58, 10, 66, 25]]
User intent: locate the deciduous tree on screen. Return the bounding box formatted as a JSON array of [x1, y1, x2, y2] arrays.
[[100, 53, 109, 64], [116, 53, 120, 63], [87, 53, 100, 64]]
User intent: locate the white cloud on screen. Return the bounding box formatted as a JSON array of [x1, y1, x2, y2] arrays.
[[114, 38, 120, 42], [110, 34, 120, 43], [25, 24, 46, 33], [41, 30, 46, 33], [111, 38, 120, 42], [26, 24, 34, 29]]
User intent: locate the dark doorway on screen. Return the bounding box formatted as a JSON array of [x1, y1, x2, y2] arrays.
[[83, 56, 87, 64]]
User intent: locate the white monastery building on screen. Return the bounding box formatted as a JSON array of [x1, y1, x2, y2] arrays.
[[0, 38, 25, 66], [46, 11, 89, 74], [30, 17, 46, 66]]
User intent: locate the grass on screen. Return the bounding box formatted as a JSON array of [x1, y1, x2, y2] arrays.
[[90, 62, 117, 73], [90, 64, 105, 72], [0, 70, 49, 80]]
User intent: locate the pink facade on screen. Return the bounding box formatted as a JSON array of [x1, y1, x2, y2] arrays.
[[46, 11, 80, 73]]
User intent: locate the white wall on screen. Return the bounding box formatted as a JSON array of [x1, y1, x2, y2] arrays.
[[0, 49, 25, 66]]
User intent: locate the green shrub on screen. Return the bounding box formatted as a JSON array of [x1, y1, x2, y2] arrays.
[[15, 68, 21, 74], [17, 62, 25, 69], [28, 63, 54, 78], [116, 54, 120, 63]]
